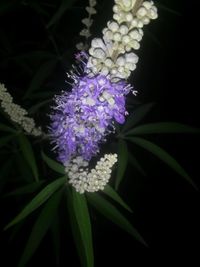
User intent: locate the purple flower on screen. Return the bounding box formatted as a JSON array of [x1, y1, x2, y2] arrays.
[[50, 74, 131, 164]]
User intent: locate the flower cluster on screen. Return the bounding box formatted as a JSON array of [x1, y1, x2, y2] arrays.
[[66, 154, 117, 193], [76, 0, 97, 51], [50, 0, 158, 193], [86, 0, 158, 80], [50, 74, 131, 164], [0, 83, 42, 136]]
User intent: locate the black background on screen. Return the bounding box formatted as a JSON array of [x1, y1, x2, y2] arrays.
[[0, 0, 199, 266]]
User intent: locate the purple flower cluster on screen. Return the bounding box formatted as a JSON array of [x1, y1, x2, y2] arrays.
[[50, 74, 131, 164]]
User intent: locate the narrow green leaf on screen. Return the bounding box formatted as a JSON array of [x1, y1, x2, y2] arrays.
[[18, 189, 63, 267], [4, 176, 66, 230], [87, 193, 147, 246], [72, 189, 94, 267], [0, 123, 16, 133], [128, 152, 146, 176], [103, 185, 133, 213], [121, 103, 154, 133], [23, 59, 57, 99], [41, 151, 65, 174], [125, 122, 200, 136], [127, 137, 198, 190], [5, 181, 45, 197], [0, 134, 15, 148], [47, 0, 77, 28], [67, 188, 87, 267], [18, 134, 39, 182], [115, 139, 128, 190]]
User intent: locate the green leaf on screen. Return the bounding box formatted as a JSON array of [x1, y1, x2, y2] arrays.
[[115, 139, 128, 190], [5, 181, 45, 197], [127, 137, 198, 190], [67, 188, 88, 267], [41, 151, 65, 174], [18, 134, 39, 182], [0, 123, 16, 133], [4, 176, 66, 230], [125, 122, 200, 136], [128, 152, 146, 176], [87, 193, 147, 246], [0, 134, 15, 148], [103, 185, 133, 213], [18, 189, 63, 267], [23, 59, 57, 99], [47, 0, 77, 28], [72, 189, 94, 267], [121, 103, 154, 133]]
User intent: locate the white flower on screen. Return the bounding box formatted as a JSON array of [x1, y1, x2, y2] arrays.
[[0, 83, 42, 136], [125, 52, 139, 63], [82, 18, 93, 27], [86, 1, 158, 80], [107, 21, 119, 32], [115, 0, 136, 12], [86, 6, 96, 15], [66, 154, 118, 193], [91, 38, 106, 50]]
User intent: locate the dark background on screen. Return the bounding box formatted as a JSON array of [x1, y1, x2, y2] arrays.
[[0, 0, 199, 266]]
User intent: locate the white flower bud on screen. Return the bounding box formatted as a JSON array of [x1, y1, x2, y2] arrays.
[[142, 17, 150, 25], [122, 35, 130, 44], [86, 6, 96, 15], [113, 32, 121, 41], [91, 38, 106, 50], [125, 52, 138, 63], [115, 0, 136, 12], [89, 0, 97, 7], [107, 21, 119, 32], [116, 56, 125, 66], [105, 58, 114, 67], [103, 29, 113, 40], [119, 25, 129, 35], [125, 12, 133, 22], [93, 48, 106, 59], [137, 7, 147, 18], [143, 1, 153, 10]]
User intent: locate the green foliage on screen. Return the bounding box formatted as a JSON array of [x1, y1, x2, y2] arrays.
[[126, 136, 198, 190], [18, 134, 39, 182], [67, 188, 94, 267], [23, 59, 58, 99], [124, 122, 200, 136], [103, 185, 133, 213], [0, 123, 17, 133], [4, 177, 66, 230], [115, 139, 128, 190], [87, 193, 147, 246], [41, 151, 65, 174], [47, 0, 77, 28], [0, 134, 16, 148], [121, 103, 154, 133], [18, 189, 63, 267]]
